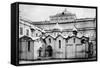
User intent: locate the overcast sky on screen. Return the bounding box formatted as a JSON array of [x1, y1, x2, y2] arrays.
[[19, 4, 96, 21]]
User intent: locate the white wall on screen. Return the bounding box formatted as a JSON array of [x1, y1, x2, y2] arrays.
[[55, 36, 66, 58], [0, 0, 99, 68]]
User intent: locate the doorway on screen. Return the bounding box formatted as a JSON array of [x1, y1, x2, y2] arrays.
[[46, 45, 53, 57]]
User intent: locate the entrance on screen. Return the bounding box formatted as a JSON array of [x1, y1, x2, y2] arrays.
[[46, 45, 53, 57]]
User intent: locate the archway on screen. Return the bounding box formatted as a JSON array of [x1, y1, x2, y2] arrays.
[[38, 47, 42, 57], [46, 45, 53, 57]]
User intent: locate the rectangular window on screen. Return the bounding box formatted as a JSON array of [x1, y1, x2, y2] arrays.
[[20, 27, 23, 35]]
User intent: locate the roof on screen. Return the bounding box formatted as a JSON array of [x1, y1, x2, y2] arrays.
[[19, 8, 95, 25], [52, 23, 63, 31], [31, 18, 95, 25], [19, 36, 33, 41], [43, 33, 89, 41], [20, 15, 95, 25], [50, 9, 76, 18], [50, 12, 75, 18], [73, 24, 78, 31], [20, 18, 46, 33], [19, 35, 41, 41], [31, 21, 50, 25]]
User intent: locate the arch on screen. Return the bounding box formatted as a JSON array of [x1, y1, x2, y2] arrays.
[[19, 36, 33, 41], [38, 47, 42, 57], [46, 45, 53, 57]]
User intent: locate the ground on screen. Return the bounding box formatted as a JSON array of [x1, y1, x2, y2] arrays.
[[19, 58, 96, 64]]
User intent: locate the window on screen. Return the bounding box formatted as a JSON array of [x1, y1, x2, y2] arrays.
[[36, 33, 38, 37], [66, 40, 68, 43], [31, 29, 35, 37], [26, 29, 29, 36], [28, 41, 30, 52], [73, 38, 75, 43], [38, 47, 42, 57], [49, 38, 51, 43], [20, 27, 23, 35], [59, 40, 61, 48]]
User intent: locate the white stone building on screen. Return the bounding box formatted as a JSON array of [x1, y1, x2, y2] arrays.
[[19, 9, 96, 61], [19, 18, 45, 60]]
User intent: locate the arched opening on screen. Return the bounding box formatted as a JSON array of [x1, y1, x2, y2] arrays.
[[46, 45, 53, 57], [49, 38, 51, 43], [59, 40, 61, 48], [38, 47, 42, 57]]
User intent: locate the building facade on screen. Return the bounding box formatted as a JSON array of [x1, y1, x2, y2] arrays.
[[19, 9, 96, 61]]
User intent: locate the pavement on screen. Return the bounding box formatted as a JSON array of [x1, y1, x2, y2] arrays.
[[19, 58, 96, 64]]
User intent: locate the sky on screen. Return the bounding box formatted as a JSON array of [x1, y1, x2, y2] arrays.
[[19, 4, 96, 21]]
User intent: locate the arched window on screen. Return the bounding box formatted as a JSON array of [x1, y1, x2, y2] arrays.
[[59, 40, 61, 48], [28, 41, 30, 52], [49, 38, 51, 43], [73, 38, 75, 43]]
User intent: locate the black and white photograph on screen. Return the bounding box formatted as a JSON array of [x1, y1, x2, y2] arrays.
[[11, 2, 97, 65]]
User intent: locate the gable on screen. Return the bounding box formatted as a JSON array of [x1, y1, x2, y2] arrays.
[[56, 35, 65, 40], [45, 35, 54, 40], [67, 36, 81, 44]]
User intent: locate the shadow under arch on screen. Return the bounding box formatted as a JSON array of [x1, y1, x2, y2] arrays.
[[46, 45, 53, 57], [19, 36, 33, 41]]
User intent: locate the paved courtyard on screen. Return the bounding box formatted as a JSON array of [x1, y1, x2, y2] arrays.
[[19, 58, 96, 64]]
